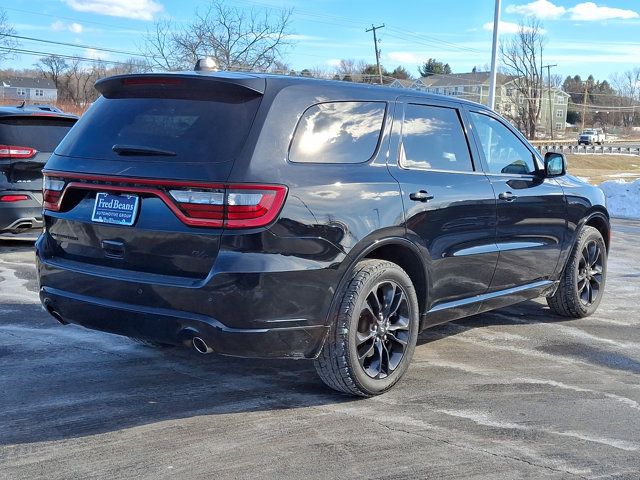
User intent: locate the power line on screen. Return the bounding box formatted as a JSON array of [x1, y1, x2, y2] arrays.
[[0, 47, 137, 66], [4, 34, 150, 59]]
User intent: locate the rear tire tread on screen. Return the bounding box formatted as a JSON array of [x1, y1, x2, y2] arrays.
[[314, 259, 416, 397]]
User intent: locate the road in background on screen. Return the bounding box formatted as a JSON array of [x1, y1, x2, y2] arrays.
[[1, 220, 639, 479]]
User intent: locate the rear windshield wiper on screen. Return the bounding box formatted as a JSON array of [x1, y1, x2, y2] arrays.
[[112, 144, 177, 156]]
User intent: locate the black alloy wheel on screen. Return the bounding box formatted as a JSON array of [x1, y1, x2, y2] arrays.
[[356, 281, 411, 379]]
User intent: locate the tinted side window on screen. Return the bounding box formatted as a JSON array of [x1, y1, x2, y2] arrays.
[[469, 112, 537, 175], [289, 101, 386, 164], [400, 104, 473, 172]]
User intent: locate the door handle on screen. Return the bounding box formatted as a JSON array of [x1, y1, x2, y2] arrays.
[[498, 191, 517, 202], [409, 190, 434, 202]]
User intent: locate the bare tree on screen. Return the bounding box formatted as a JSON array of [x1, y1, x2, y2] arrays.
[[110, 57, 153, 75], [36, 55, 69, 90], [143, 0, 294, 72], [37, 55, 150, 109], [143, 19, 184, 70], [611, 68, 640, 127], [500, 20, 545, 139], [0, 9, 19, 64]]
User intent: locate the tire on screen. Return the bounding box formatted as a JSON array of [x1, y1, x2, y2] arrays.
[[314, 259, 419, 397], [547, 226, 607, 318]]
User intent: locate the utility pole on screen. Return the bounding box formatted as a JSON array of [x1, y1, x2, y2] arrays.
[[366, 24, 385, 85], [581, 82, 588, 130], [543, 63, 557, 140], [488, 0, 502, 111]]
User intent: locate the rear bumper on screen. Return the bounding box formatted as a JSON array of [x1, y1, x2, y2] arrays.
[[40, 285, 329, 358], [0, 191, 43, 234]]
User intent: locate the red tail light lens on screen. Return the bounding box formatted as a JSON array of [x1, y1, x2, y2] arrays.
[[0, 145, 37, 159], [169, 189, 225, 225], [169, 185, 287, 228], [0, 194, 30, 202], [43, 176, 66, 211], [122, 77, 183, 86], [225, 186, 287, 228], [42, 172, 287, 229]]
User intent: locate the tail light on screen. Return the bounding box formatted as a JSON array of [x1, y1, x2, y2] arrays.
[[0, 145, 37, 159], [43, 176, 66, 211], [43, 172, 287, 229], [169, 184, 287, 228], [0, 194, 30, 202], [168, 189, 225, 222]]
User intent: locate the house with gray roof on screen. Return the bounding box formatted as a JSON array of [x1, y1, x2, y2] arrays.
[[391, 72, 570, 137], [0, 77, 58, 104]]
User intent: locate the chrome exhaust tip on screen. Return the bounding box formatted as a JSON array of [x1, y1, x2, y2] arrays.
[[46, 304, 68, 325], [192, 336, 214, 354]]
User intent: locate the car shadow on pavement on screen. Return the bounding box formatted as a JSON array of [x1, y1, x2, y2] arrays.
[[0, 299, 596, 446], [0, 304, 353, 446], [417, 299, 572, 346]]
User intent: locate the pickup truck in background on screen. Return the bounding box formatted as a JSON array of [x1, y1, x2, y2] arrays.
[[578, 129, 606, 145]]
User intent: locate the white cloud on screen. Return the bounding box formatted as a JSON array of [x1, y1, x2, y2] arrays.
[[387, 51, 420, 64], [506, 0, 566, 19], [69, 22, 83, 34], [84, 48, 109, 60], [63, 0, 164, 21], [482, 21, 544, 34], [568, 2, 639, 21], [325, 59, 341, 67], [51, 20, 85, 33]]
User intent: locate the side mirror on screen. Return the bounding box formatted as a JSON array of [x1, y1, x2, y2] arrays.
[[544, 152, 566, 178]]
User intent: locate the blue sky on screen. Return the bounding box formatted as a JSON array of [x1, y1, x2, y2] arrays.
[[4, 0, 640, 81]]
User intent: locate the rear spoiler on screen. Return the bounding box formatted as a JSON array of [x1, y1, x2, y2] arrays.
[[96, 72, 266, 99]]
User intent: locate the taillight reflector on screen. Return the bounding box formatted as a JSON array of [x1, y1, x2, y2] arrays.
[[0, 145, 37, 159], [0, 194, 29, 202]]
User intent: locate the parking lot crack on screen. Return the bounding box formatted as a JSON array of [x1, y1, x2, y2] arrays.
[[370, 418, 591, 479]]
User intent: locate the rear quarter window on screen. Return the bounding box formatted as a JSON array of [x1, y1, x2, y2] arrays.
[[289, 101, 386, 164]]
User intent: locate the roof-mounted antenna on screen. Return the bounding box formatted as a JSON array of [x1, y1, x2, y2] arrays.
[[194, 58, 218, 72]]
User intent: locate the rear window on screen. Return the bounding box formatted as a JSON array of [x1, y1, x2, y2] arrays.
[[0, 117, 76, 152], [56, 94, 261, 163], [289, 101, 386, 164]]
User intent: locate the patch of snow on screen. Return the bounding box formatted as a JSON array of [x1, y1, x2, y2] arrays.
[[599, 179, 640, 219], [605, 172, 640, 178]]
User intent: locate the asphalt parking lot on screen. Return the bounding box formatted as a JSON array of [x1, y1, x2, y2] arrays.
[[1, 220, 639, 479]]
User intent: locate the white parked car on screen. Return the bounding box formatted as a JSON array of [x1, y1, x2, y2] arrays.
[[578, 129, 605, 145]]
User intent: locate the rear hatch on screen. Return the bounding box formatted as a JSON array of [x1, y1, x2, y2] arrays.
[[0, 115, 76, 197], [43, 73, 266, 281]]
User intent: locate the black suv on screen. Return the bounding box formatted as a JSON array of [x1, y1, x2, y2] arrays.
[[0, 105, 77, 238], [36, 72, 609, 396]]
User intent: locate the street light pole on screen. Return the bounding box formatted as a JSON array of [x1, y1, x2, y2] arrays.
[[488, 0, 501, 111], [543, 63, 557, 140]]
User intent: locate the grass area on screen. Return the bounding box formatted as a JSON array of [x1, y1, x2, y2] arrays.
[[566, 154, 640, 184]]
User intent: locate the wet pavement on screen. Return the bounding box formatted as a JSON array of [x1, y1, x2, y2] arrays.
[[1, 220, 639, 479]]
